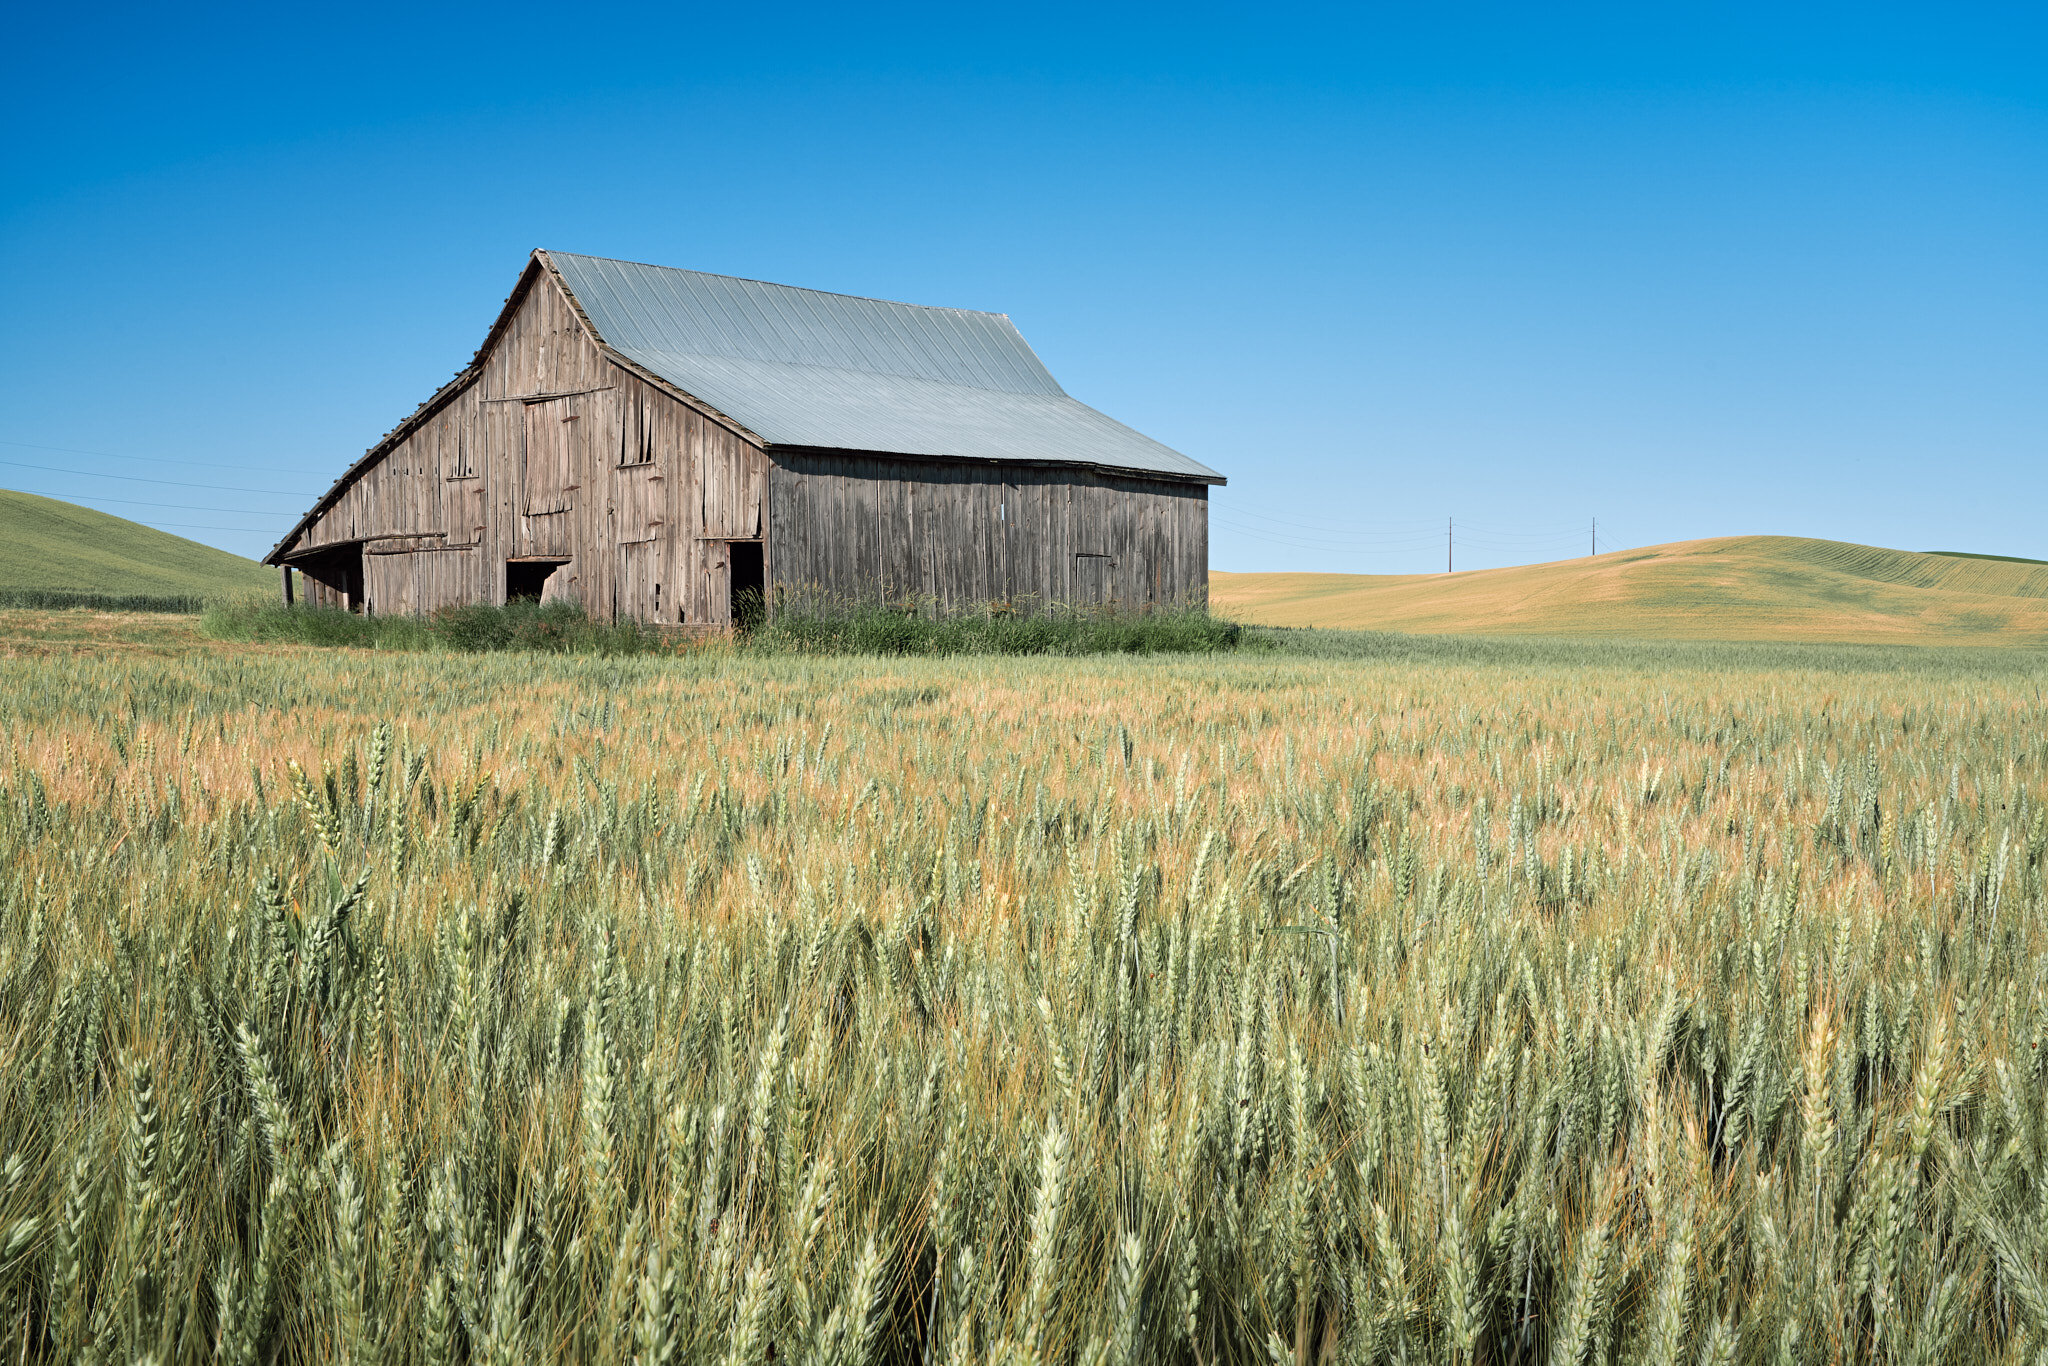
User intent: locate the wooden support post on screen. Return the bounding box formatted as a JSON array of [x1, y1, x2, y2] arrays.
[[281, 565, 294, 606]]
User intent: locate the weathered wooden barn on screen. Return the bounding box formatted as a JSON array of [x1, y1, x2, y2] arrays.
[[266, 251, 1225, 627]]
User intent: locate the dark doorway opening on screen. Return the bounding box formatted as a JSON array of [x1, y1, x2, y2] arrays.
[[294, 544, 365, 612], [506, 559, 567, 603], [729, 541, 765, 630]]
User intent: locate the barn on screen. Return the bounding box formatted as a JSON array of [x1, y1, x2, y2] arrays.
[[266, 251, 1225, 627]]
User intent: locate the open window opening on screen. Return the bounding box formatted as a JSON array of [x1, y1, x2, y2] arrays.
[[447, 426, 477, 480], [618, 393, 656, 467], [729, 541, 765, 631], [506, 558, 569, 603]]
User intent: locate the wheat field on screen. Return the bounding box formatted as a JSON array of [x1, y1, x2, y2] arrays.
[[1, 617, 2045, 1364]]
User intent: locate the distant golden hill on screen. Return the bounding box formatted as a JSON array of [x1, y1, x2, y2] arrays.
[[1211, 536, 2048, 647]]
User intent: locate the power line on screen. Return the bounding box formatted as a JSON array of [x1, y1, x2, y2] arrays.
[[5, 486, 297, 517], [1212, 512, 1643, 569], [1220, 503, 1594, 540], [1211, 518, 1451, 547], [1213, 514, 1570, 547], [1220, 507, 1599, 545], [1220, 506, 1451, 534], [1210, 520, 1451, 553], [0, 437, 328, 478], [1211, 516, 1601, 555], [1447, 522, 1605, 541], [0, 457, 317, 496], [127, 520, 281, 535], [1209, 515, 1447, 543]]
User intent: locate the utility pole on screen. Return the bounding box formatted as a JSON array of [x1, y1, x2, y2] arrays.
[[1592, 517, 1597, 557], [1447, 517, 1453, 574]]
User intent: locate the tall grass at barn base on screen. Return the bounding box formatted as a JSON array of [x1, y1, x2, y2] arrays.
[[745, 591, 1243, 655], [202, 598, 670, 655], [202, 592, 1245, 657]]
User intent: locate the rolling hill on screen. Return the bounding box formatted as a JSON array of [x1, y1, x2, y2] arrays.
[[1212, 536, 2048, 647], [0, 488, 275, 601]]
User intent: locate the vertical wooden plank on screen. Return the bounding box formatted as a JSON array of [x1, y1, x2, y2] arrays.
[[614, 540, 663, 622]]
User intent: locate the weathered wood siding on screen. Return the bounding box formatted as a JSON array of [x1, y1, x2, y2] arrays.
[[766, 451, 1209, 610], [279, 266, 1209, 625], [282, 271, 769, 625], [365, 546, 479, 616]]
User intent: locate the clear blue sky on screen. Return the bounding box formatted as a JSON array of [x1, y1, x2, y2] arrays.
[[3, 2, 2042, 571]]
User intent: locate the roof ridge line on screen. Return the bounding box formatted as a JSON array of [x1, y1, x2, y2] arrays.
[[541, 250, 1013, 320]]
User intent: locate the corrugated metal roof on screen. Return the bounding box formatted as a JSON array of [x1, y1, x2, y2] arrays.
[[546, 252, 1223, 484]]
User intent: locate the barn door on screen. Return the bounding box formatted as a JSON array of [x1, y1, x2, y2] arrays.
[[1073, 551, 1117, 606], [612, 463, 663, 544], [365, 550, 421, 617], [447, 480, 486, 547], [615, 540, 663, 624], [700, 442, 763, 539], [523, 397, 584, 515]]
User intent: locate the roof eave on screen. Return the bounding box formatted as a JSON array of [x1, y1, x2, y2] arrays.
[[265, 359, 485, 564], [265, 254, 559, 565], [765, 443, 1225, 487]]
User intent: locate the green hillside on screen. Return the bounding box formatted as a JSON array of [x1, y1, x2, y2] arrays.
[[0, 488, 275, 604]]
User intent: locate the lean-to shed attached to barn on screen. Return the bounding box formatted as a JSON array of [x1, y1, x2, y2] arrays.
[[266, 251, 1225, 627]]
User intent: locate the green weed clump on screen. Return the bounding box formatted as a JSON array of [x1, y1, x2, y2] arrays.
[[0, 632, 2045, 1363], [748, 593, 1243, 656], [203, 599, 432, 649], [427, 601, 668, 656], [202, 599, 668, 655]]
